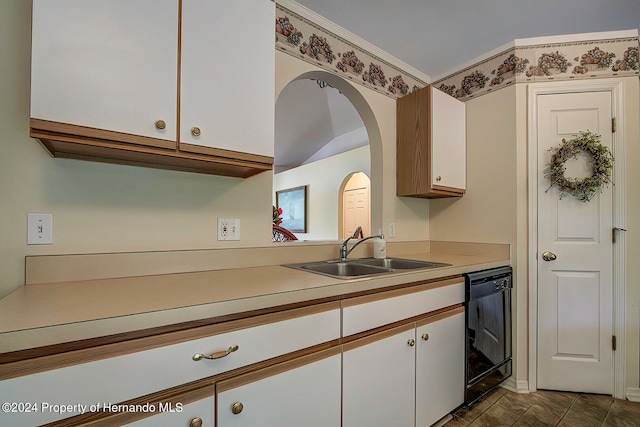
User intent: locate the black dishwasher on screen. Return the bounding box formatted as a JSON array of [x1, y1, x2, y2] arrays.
[[464, 266, 512, 405]]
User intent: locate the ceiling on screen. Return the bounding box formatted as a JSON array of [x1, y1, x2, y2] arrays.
[[275, 0, 640, 171], [275, 79, 366, 172]]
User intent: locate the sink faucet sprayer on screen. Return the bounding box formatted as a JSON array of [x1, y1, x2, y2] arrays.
[[339, 226, 385, 261]]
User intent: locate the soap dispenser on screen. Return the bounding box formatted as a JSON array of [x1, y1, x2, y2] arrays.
[[374, 235, 386, 259]]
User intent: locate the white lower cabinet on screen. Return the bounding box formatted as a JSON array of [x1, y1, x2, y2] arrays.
[[343, 306, 465, 427], [343, 324, 416, 427], [216, 348, 341, 427], [125, 394, 214, 427], [0, 303, 340, 426], [416, 308, 466, 426]]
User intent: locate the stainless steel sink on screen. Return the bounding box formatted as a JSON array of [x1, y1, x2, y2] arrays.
[[294, 261, 391, 278], [284, 257, 450, 279], [353, 257, 451, 270]]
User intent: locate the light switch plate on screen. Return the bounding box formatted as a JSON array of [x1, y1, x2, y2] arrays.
[[27, 213, 53, 245]]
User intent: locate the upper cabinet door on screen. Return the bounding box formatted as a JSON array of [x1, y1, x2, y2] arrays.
[[30, 0, 179, 141], [180, 0, 275, 157], [430, 87, 466, 192], [396, 85, 466, 198]]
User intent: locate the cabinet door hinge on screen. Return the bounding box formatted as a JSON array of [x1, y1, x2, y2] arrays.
[[612, 335, 617, 351], [612, 118, 617, 133]]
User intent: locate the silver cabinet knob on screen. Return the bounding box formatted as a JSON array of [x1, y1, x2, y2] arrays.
[[407, 339, 415, 347], [542, 251, 557, 261]]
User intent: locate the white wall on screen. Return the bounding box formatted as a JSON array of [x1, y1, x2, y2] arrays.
[[273, 146, 370, 241]]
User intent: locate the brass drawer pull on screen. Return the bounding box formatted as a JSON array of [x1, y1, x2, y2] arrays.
[[191, 126, 201, 137], [192, 344, 239, 361], [154, 119, 166, 130], [189, 417, 203, 427], [422, 333, 429, 341], [435, 175, 442, 181], [407, 339, 415, 347]]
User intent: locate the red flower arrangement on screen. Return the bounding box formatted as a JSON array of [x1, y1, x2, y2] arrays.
[[272, 206, 283, 225]]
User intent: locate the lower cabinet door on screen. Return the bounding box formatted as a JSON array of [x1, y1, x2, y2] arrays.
[[416, 307, 465, 426], [342, 324, 416, 427], [125, 394, 214, 427], [216, 348, 341, 427]]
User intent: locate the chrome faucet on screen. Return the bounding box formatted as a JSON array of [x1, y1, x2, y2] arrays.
[[339, 226, 384, 261]]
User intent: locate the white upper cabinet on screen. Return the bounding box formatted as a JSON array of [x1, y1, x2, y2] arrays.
[[180, 0, 275, 157], [29, 0, 274, 177], [397, 85, 466, 198], [31, 0, 178, 142]]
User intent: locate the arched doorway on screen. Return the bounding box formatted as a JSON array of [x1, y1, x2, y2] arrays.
[[274, 68, 383, 241]]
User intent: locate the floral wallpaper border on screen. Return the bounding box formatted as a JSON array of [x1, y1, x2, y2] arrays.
[[275, 4, 428, 99], [434, 37, 639, 101]]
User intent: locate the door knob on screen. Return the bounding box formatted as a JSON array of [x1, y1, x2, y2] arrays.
[[542, 251, 557, 261]]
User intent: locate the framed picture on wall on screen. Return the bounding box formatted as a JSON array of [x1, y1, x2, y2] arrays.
[[276, 185, 308, 233]]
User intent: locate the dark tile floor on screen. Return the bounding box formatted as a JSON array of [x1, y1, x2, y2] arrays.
[[445, 388, 640, 427]]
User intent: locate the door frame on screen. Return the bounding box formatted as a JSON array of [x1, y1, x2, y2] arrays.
[[527, 79, 627, 398]]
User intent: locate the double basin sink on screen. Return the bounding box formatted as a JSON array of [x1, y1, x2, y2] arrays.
[[284, 257, 451, 279]]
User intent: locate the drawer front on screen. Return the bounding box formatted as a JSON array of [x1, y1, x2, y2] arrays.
[[126, 395, 214, 427], [0, 305, 340, 426], [342, 278, 464, 336]]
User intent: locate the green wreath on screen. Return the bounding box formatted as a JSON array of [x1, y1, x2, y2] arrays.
[[545, 131, 614, 202]]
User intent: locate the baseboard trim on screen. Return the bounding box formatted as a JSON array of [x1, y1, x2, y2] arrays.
[[626, 387, 640, 402], [501, 378, 530, 394]]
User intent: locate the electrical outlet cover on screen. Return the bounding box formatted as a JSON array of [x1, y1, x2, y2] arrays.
[[218, 218, 240, 241]]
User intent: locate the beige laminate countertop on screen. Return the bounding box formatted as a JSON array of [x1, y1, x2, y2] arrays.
[[0, 244, 509, 353]]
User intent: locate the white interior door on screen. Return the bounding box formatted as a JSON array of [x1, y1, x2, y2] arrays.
[[342, 172, 371, 239], [536, 91, 614, 394]]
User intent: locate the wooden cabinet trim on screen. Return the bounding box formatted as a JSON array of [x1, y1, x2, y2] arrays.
[[342, 277, 463, 308], [0, 301, 340, 381], [216, 346, 342, 394], [342, 304, 463, 349], [179, 142, 273, 165], [342, 322, 415, 352], [42, 383, 214, 427], [31, 119, 176, 150], [30, 120, 273, 178], [415, 305, 465, 328]]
